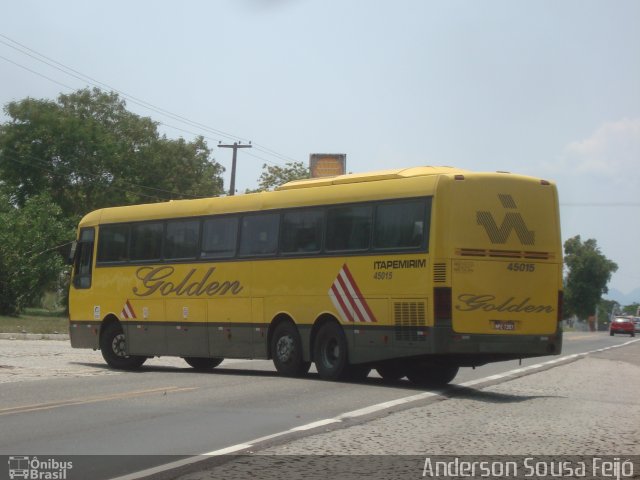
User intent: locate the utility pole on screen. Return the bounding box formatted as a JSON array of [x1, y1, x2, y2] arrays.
[[218, 141, 252, 196]]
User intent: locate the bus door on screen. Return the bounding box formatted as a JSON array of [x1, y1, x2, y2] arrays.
[[71, 228, 95, 290], [69, 228, 95, 323]]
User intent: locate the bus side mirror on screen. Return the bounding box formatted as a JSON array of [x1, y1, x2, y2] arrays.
[[68, 241, 78, 265]]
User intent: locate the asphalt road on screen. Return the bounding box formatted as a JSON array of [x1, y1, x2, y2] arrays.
[[0, 331, 636, 480]]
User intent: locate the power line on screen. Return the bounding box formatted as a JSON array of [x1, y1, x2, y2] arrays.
[[156, 120, 281, 166], [0, 50, 295, 194], [0, 35, 242, 142], [0, 33, 300, 165], [0, 54, 75, 91], [1, 154, 170, 202], [561, 203, 640, 207], [0, 42, 299, 177]]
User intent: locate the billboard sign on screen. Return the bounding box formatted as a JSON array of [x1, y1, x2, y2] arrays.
[[309, 154, 346, 178]]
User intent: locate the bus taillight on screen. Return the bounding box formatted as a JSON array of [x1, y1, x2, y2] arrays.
[[434, 287, 452, 325]]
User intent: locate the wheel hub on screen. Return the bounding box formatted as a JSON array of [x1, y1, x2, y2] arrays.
[[323, 339, 339, 365], [111, 333, 127, 358], [276, 335, 294, 362]]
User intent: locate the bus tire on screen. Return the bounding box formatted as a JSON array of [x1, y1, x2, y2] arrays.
[[406, 364, 458, 387], [100, 322, 146, 370], [314, 322, 348, 381], [376, 361, 407, 381], [184, 357, 223, 370], [271, 322, 311, 377]]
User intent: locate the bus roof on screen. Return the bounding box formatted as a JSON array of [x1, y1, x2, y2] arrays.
[[277, 166, 468, 190], [78, 166, 551, 227]]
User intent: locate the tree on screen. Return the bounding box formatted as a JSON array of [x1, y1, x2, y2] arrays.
[[0, 88, 224, 219], [563, 236, 618, 320], [0, 192, 73, 315], [0, 88, 225, 313], [247, 162, 310, 192], [622, 303, 640, 316]]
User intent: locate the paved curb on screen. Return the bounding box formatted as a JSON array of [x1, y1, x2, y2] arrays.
[[0, 333, 69, 341]]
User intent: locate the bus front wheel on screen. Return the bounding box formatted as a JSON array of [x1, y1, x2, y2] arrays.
[[100, 322, 146, 370], [314, 322, 348, 381], [184, 357, 223, 370], [271, 322, 310, 377]]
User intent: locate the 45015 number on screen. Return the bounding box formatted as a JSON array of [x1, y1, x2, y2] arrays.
[[507, 263, 535, 273], [373, 271, 393, 280]]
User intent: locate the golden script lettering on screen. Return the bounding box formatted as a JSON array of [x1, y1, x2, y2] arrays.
[[133, 266, 243, 297]]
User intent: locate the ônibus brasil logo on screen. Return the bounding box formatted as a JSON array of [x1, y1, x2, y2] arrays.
[[8, 456, 72, 480]]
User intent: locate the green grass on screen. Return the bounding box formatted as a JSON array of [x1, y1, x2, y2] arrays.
[[0, 309, 68, 334]]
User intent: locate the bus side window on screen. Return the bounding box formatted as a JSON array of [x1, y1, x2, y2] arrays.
[[97, 224, 129, 263], [202, 216, 238, 259], [73, 228, 95, 289], [281, 209, 323, 254], [165, 219, 200, 260], [239, 213, 280, 256], [130, 222, 163, 262], [373, 200, 428, 250], [326, 205, 372, 252]]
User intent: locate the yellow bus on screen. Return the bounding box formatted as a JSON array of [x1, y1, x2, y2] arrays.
[[69, 166, 563, 385]]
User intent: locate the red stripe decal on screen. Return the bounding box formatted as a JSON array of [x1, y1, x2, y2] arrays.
[[331, 283, 354, 322], [341, 264, 376, 322]]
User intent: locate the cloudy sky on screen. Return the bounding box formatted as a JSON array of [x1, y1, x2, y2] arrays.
[[1, 1, 639, 298]]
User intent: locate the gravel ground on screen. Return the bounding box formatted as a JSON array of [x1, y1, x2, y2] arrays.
[[0, 338, 186, 384], [172, 341, 640, 480]]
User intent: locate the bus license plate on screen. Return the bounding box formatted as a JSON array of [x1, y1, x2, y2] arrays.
[[492, 320, 516, 331]]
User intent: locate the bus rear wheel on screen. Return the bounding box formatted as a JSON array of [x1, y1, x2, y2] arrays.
[[314, 322, 348, 381], [406, 364, 459, 387], [100, 322, 146, 370], [271, 322, 311, 377], [184, 357, 223, 370]]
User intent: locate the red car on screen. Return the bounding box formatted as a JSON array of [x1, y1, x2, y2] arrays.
[[610, 317, 636, 337]]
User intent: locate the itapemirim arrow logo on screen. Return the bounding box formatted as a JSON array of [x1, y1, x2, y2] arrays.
[[476, 194, 535, 246]]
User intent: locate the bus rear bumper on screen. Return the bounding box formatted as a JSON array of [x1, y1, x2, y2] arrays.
[[426, 327, 563, 366]]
